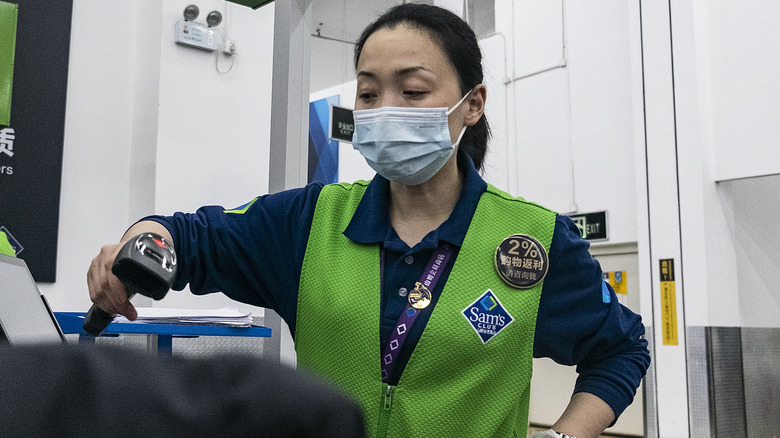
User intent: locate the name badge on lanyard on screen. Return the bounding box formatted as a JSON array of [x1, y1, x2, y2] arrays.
[[380, 244, 453, 382]]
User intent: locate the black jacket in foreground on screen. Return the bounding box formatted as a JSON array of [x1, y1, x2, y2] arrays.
[[0, 344, 365, 437]]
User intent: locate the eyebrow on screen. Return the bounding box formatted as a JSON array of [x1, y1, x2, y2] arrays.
[[356, 65, 434, 79]]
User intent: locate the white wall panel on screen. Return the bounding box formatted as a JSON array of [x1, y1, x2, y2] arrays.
[[41, 1, 276, 321], [720, 175, 780, 328], [487, 1, 638, 242], [150, 1, 273, 323], [309, 0, 399, 93], [480, 33, 511, 192], [670, 0, 741, 328], [511, 0, 564, 77], [670, 0, 779, 329], [155, 0, 273, 215], [39, 0, 148, 312], [705, 1, 780, 181], [512, 69, 573, 212], [566, 0, 637, 243]]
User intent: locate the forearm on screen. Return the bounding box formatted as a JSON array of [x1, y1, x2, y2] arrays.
[[121, 221, 173, 246], [132, 193, 315, 322], [551, 392, 615, 438]]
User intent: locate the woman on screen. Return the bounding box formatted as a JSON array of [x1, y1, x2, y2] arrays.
[[88, 4, 649, 438]]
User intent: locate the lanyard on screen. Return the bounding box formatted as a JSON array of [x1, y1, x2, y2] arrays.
[[380, 243, 453, 383]]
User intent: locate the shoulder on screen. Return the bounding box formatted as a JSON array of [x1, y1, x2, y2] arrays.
[[550, 214, 590, 257], [319, 180, 371, 195], [485, 184, 554, 209], [483, 184, 557, 214], [543, 215, 600, 296], [258, 182, 326, 208], [478, 185, 558, 246], [315, 180, 373, 208]]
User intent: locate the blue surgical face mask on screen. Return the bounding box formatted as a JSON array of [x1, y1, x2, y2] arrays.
[[351, 92, 470, 186]]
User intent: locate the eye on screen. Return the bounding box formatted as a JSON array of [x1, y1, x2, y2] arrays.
[[403, 90, 427, 98]]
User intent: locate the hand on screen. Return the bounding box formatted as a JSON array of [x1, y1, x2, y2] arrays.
[[530, 429, 576, 438], [550, 392, 614, 438], [87, 242, 137, 320]]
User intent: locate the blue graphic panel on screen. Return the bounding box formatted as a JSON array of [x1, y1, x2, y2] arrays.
[[308, 95, 340, 184]]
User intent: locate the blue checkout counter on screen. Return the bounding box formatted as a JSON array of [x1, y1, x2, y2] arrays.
[[54, 312, 271, 356]]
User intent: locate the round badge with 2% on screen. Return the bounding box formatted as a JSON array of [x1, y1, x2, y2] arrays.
[[494, 234, 549, 289]]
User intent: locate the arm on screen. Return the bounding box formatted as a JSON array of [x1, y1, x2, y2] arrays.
[[86, 184, 323, 329], [147, 185, 321, 331], [533, 216, 650, 435]]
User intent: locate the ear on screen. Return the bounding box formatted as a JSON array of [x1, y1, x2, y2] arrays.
[[463, 84, 486, 127]]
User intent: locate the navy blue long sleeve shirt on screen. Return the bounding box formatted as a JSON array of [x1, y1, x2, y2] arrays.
[[145, 154, 650, 420]]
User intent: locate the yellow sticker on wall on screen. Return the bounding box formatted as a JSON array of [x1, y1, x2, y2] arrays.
[[605, 271, 627, 295], [659, 259, 678, 345]]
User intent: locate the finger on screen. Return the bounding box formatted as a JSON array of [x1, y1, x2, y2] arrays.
[[87, 256, 101, 302], [106, 272, 129, 307], [87, 257, 113, 309], [87, 244, 128, 314], [117, 299, 138, 321]]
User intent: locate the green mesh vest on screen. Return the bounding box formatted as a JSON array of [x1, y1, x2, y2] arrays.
[[296, 181, 556, 437]]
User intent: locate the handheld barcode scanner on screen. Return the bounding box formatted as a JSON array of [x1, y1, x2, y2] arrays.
[[83, 233, 177, 336]]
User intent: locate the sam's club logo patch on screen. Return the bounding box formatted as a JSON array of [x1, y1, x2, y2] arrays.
[[462, 289, 514, 344]]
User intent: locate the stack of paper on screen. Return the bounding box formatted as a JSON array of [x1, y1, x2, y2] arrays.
[[114, 307, 253, 327]]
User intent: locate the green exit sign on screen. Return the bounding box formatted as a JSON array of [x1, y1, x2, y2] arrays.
[[568, 211, 608, 241]]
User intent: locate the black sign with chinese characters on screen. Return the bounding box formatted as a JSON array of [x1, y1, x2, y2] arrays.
[[0, 0, 73, 282], [660, 258, 675, 282], [568, 211, 608, 241], [494, 234, 549, 289], [328, 105, 354, 143]]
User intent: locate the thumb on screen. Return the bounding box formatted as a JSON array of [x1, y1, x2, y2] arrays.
[[117, 300, 138, 321]]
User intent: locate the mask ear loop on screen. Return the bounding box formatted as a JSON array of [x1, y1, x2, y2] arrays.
[[445, 90, 473, 116], [447, 88, 476, 147], [452, 126, 468, 148]]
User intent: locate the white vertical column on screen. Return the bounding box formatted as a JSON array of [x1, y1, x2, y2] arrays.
[[634, 1, 689, 435], [269, 0, 312, 193], [267, 0, 312, 364]]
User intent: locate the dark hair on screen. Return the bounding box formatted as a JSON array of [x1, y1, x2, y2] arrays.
[[354, 3, 491, 171]]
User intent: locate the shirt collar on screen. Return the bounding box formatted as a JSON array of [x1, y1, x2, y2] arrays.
[[343, 151, 488, 248]]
